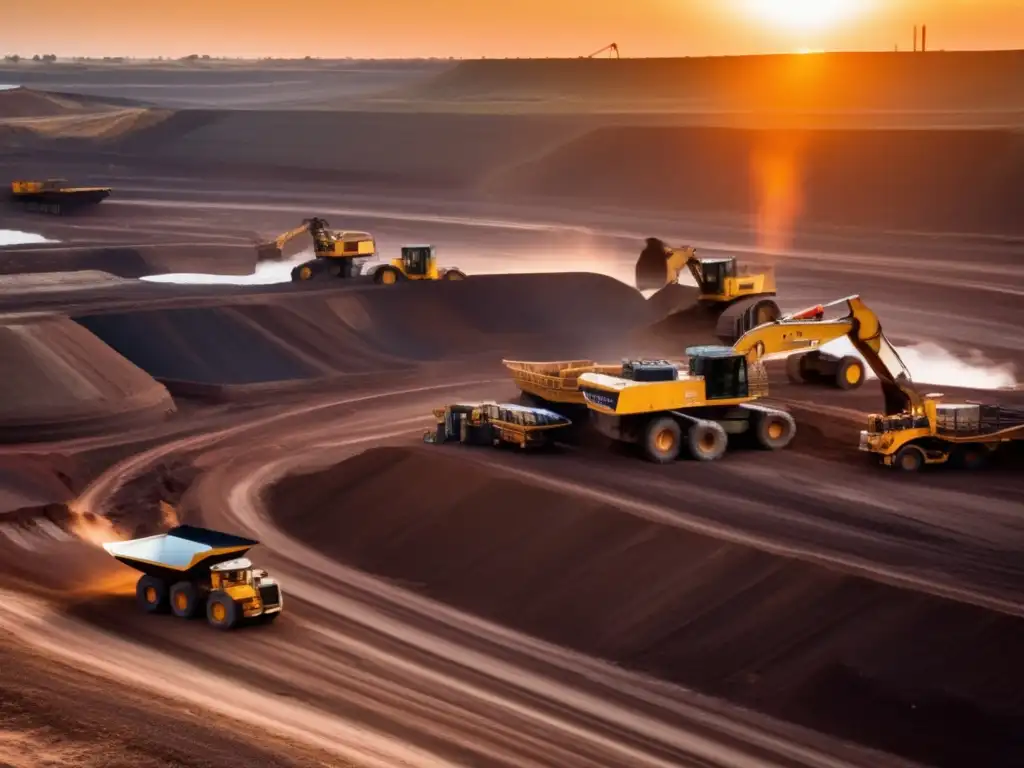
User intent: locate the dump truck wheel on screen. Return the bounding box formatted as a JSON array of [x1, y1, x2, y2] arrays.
[[834, 356, 865, 390], [686, 420, 728, 461], [170, 581, 201, 619], [785, 354, 807, 384], [953, 445, 987, 470], [754, 410, 796, 450], [443, 269, 466, 280], [643, 416, 682, 463], [206, 593, 240, 630], [893, 444, 925, 473], [374, 266, 401, 285], [136, 575, 169, 614]]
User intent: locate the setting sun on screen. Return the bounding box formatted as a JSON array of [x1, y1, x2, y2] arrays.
[[737, 0, 869, 32]]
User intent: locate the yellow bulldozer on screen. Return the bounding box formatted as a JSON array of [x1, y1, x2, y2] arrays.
[[9, 179, 112, 215], [636, 237, 780, 343]]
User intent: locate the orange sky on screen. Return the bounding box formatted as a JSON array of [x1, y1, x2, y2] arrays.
[[3, 0, 1022, 59]]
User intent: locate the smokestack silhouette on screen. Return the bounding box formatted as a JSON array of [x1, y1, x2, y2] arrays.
[[922, 25, 927, 52], [913, 26, 918, 52]]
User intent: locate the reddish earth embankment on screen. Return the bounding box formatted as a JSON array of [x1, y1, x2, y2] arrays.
[[270, 446, 1024, 768], [0, 87, 134, 118], [0, 243, 258, 278], [108, 109, 591, 186], [0, 314, 174, 442], [404, 52, 1024, 113], [491, 125, 1024, 236], [73, 273, 658, 392]]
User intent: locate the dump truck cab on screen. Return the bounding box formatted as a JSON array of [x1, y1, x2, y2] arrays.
[[103, 524, 283, 631], [365, 244, 467, 285]]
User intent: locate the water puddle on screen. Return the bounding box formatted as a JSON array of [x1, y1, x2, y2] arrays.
[[0, 229, 57, 246]]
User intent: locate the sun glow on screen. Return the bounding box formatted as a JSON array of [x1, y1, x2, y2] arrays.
[[738, 0, 868, 32]]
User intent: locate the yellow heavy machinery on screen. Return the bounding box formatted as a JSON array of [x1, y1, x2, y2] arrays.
[[503, 302, 867, 462], [10, 179, 112, 214], [256, 217, 377, 281], [424, 401, 572, 449], [362, 244, 467, 285], [102, 523, 283, 630], [636, 237, 781, 343]]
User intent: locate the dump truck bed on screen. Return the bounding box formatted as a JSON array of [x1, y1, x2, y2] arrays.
[[10, 180, 112, 213], [103, 524, 258, 581], [502, 359, 624, 405]]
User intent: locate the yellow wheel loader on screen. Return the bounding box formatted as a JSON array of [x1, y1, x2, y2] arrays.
[[102, 524, 283, 630], [636, 237, 781, 343], [363, 245, 467, 285], [10, 179, 111, 215]]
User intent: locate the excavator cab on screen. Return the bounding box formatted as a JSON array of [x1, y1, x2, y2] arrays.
[[697, 258, 735, 296], [687, 346, 750, 400]]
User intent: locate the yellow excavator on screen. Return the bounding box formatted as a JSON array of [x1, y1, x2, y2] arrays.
[[636, 237, 780, 343], [502, 301, 868, 462], [255, 217, 377, 281]]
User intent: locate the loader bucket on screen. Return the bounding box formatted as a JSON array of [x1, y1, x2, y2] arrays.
[[102, 524, 259, 581]]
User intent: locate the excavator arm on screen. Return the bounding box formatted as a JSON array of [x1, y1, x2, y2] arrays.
[[732, 295, 922, 414], [255, 217, 335, 262]]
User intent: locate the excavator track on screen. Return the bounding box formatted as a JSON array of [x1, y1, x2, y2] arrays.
[[714, 296, 781, 344]]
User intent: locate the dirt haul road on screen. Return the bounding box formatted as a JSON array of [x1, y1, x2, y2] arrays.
[[0, 194, 1022, 767], [1, 377, 1021, 767], [0, 383, 928, 768]]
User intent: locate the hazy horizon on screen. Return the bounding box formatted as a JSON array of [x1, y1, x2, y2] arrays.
[[2, 0, 1022, 59]]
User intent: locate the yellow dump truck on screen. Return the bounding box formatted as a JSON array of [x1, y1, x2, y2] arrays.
[[425, 401, 572, 449], [10, 179, 112, 215], [102, 524, 283, 630]]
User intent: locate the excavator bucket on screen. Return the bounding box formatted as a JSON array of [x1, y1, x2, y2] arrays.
[[635, 237, 674, 292], [255, 241, 284, 262]]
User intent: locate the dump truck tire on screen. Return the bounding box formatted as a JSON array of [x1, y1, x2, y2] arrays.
[[170, 581, 201, 619], [206, 593, 241, 630], [754, 410, 796, 450], [893, 444, 925, 472], [443, 269, 466, 280], [953, 445, 988, 470], [834, 356, 865, 390], [643, 416, 682, 463], [686, 420, 728, 461], [136, 575, 169, 614]]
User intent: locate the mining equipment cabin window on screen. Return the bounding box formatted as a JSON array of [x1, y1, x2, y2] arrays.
[[694, 354, 749, 400], [404, 247, 430, 275]]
